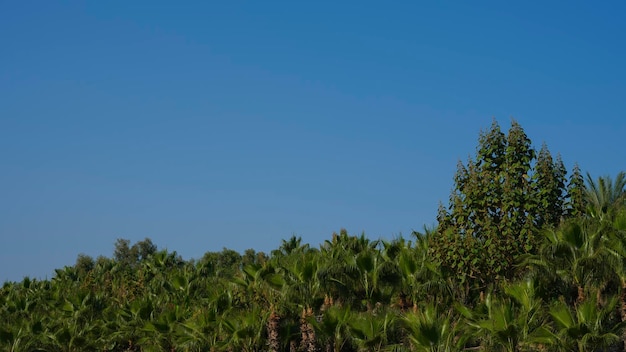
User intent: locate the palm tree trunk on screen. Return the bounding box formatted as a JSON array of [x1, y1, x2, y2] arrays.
[[325, 341, 333, 352], [268, 310, 280, 352], [619, 281, 626, 351], [398, 293, 410, 312], [576, 285, 585, 305], [300, 307, 317, 352]]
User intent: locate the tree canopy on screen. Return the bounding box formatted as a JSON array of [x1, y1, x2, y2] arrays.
[[2, 119, 625, 352], [432, 120, 575, 295]]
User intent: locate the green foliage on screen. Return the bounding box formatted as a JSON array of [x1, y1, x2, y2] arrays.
[[566, 163, 587, 218], [433, 120, 575, 297], [73, 254, 95, 277], [113, 237, 158, 269], [534, 144, 567, 228], [402, 304, 462, 352], [310, 305, 353, 352], [348, 310, 397, 351], [3, 120, 626, 352], [547, 295, 625, 352], [585, 171, 626, 221], [457, 279, 552, 352], [199, 248, 242, 278], [4, 208, 626, 351]]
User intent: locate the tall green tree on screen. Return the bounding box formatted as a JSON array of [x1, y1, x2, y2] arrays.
[[566, 163, 587, 218], [534, 144, 567, 228], [433, 120, 570, 297]]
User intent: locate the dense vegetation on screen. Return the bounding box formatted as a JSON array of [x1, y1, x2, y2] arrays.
[[2, 120, 626, 351]]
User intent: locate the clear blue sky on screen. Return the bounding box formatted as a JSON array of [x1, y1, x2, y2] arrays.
[[1, 2, 624, 282]]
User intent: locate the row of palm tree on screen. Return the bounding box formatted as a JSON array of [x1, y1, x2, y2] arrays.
[[1, 173, 625, 351]]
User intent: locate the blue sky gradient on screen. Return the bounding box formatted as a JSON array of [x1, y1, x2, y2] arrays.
[[1, 2, 625, 282]]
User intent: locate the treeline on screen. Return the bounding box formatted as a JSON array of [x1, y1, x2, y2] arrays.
[[2, 120, 626, 351]]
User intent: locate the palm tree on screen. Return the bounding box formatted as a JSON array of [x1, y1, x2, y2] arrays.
[[45, 293, 106, 351], [402, 303, 461, 352], [318, 229, 381, 309], [585, 172, 626, 221], [602, 207, 626, 351], [113, 295, 157, 350], [407, 229, 456, 307], [353, 247, 400, 312], [268, 241, 321, 351], [139, 303, 185, 351], [218, 307, 268, 352], [273, 235, 310, 259], [456, 279, 553, 352], [176, 305, 220, 350], [525, 218, 620, 305], [348, 309, 397, 352], [547, 294, 625, 352], [259, 264, 288, 352], [0, 279, 47, 351], [309, 305, 353, 352]]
